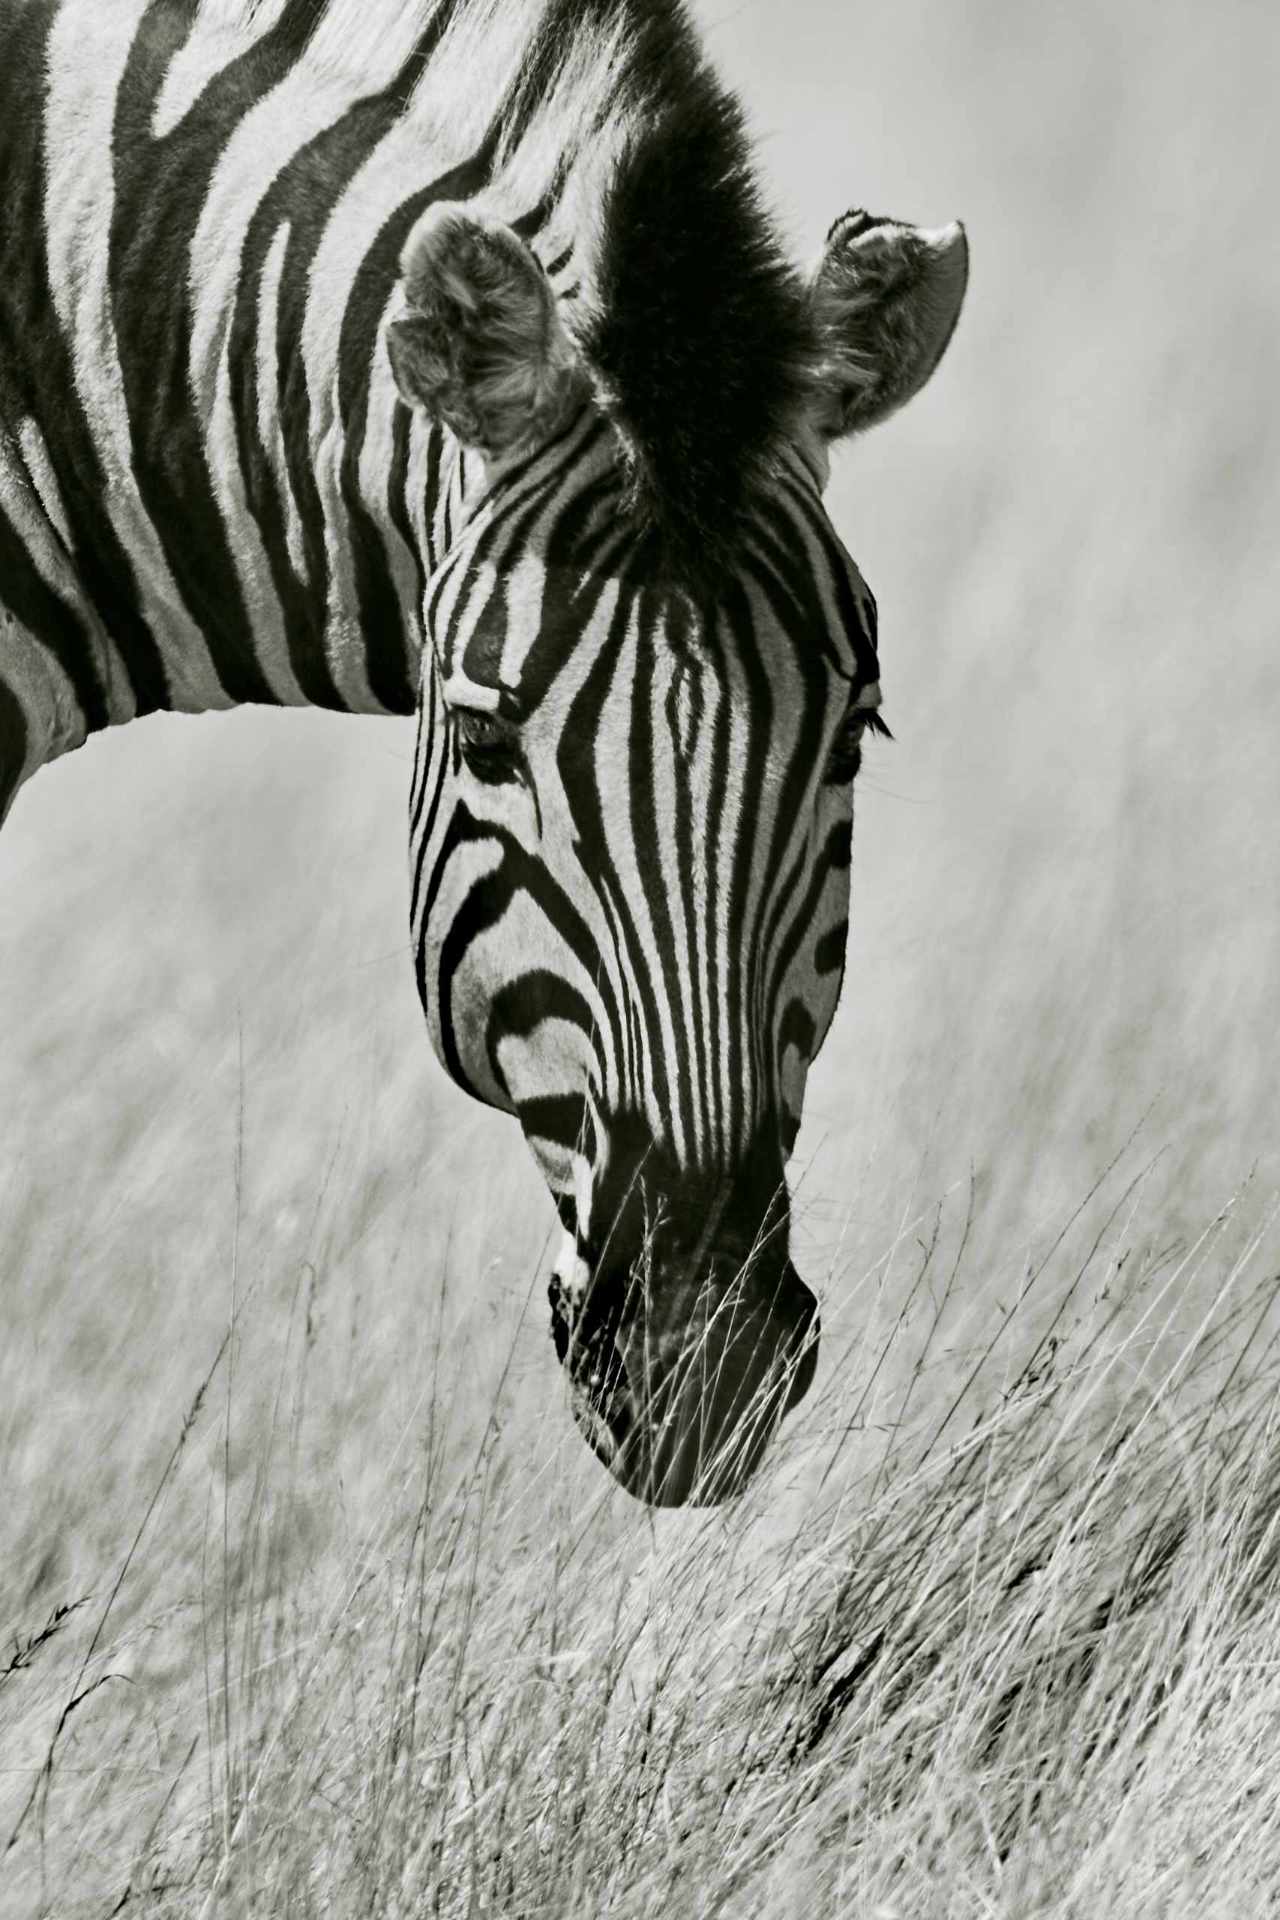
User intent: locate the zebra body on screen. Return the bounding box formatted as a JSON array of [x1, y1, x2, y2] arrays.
[[1, 0, 464, 795], [0, 0, 968, 1503]]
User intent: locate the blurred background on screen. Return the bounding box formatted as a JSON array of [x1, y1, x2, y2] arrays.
[[1, 0, 1277, 1518], [708, 0, 1280, 1265]]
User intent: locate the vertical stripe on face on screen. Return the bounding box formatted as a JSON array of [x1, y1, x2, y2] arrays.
[[409, 441, 879, 1211], [0, 674, 28, 826]]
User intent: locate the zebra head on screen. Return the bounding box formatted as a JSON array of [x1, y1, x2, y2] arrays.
[[388, 203, 967, 1505]]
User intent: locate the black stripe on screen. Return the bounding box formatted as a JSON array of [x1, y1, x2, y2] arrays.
[[0, 676, 28, 822], [631, 595, 696, 1154], [771, 467, 880, 680], [716, 581, 774, 1156], [559, 571, 672, 1135], [515, 1093, 596, 1160], [510, 190, 557, 244], [387, 401, 425, 640], [0, 499, 107, 738], [664, 629, 712, 1158], [454, 423, 607, 695], [742, 555, 833, 1018], [0, 0, 168, 724], [413, 674, 451, 868], [767, 821, 852, 1026], [416, 421, 446, 577], [760, 838, 811, 1025], [334, 122, 501, 711], [409, 659, 441, 847], [223, 73, 449, 711], [486, 970, 596, 1090], [441, 415, 616, 694], [699, 609, 732, 1161], [814, 918, 848, 978], [109, 0, 327, 705], [427, 805, 627, 1112], [777, 998, 816, 1068]]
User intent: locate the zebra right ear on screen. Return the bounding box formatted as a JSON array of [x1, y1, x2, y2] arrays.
[[805, 211, 968, 440], [386, 204, 584, 457]]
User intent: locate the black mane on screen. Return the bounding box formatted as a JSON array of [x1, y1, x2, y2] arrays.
[[531, 1, 819, 576]]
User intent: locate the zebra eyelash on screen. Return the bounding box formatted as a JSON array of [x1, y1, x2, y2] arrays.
[[453, 707, 524, 782], [826, 705, 893, 785]]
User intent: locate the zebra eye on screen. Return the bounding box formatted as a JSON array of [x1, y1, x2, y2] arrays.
[[454, 708, 521, 780], [826, 706, 892, 786]]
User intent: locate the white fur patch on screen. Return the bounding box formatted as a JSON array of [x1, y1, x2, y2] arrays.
[[553, 1232, 592, 1306], [17, 419, 74, 554]]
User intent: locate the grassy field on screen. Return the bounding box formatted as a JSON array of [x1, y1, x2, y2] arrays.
[[2, 0, 1278, 1911]]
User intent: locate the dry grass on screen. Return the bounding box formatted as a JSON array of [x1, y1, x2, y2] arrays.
[[2, 1148, 1279, 1915], [2, 0, 1278, 1912]]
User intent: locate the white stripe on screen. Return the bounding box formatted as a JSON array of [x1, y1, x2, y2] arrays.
[[186, 55, 352, 705], [43, 2, 223, 717], [257, 220, 311, 589], [359, 292, 427, 658], [649, 652, 705, 1157], [594, 609, 688, 1160], [299, 108, 454, 711], [0, 427, 96, 756], [686, 666, 723, 1163], [441, 670, 500, 712], [17, 420, 74, 555], [498, 550, 549, 688], [151, 0, 295, 139], [712, 619, 753, 1160]]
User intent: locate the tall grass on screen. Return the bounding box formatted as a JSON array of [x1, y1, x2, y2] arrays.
[[2, 1141, 1278, 1914]]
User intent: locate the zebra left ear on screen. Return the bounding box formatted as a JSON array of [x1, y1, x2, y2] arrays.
[[386, 203, 584, 456], [805, 211, 968, 441]]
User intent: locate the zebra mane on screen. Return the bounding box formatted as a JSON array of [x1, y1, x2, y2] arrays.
[[202, 0, 818, 578], [568, 7, 820, 578], [418, 0, 821, 577]]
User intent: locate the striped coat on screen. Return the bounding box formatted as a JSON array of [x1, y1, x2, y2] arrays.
[[0, 0, 967, 1503]]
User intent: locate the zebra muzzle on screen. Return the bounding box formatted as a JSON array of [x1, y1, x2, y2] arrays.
[[549, 1247, 819, 1506]]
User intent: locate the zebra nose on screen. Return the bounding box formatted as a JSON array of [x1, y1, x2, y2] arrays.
[[549, 1230, 820, 1507], [627, 1252, 819, 1505]]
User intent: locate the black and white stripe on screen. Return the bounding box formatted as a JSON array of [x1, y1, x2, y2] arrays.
[[407, 419, 879, 1198], [1, 0, 966, 1503]]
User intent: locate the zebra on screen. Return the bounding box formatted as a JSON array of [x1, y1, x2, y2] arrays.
[[0, 0, 967, 1505]]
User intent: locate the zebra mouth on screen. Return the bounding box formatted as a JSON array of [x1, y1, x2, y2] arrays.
[[548, 1254, 819, 1506], [548, 1266, 636, 1470]]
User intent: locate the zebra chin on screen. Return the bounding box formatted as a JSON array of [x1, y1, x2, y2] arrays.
[[549, 1246, 819, 1506], [546, 1135, 821, 1506]]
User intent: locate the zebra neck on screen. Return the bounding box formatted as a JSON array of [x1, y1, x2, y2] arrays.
[[0, 0, 582, 828], [0, 4, 493, 830], [0, 341, 456, 821], [0, 418, 126, 822]]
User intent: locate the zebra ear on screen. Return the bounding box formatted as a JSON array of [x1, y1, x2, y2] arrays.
[[805, 212, 968, 440], [386, 204, 584, 456]]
